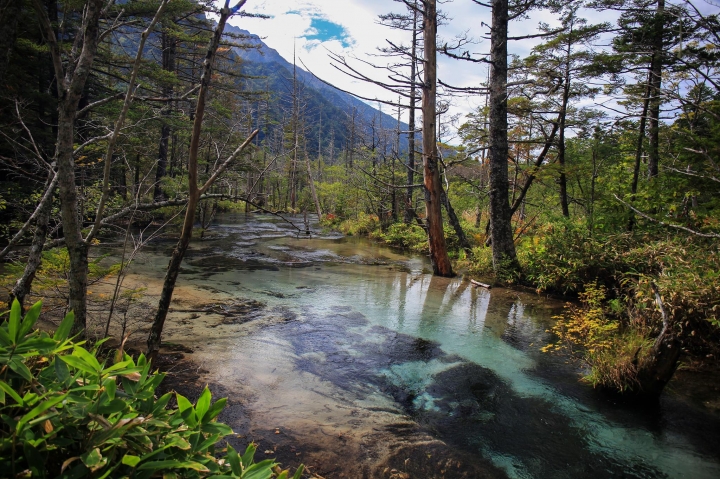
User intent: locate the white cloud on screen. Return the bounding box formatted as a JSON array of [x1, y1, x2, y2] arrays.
[[223, 1, 624, 140]]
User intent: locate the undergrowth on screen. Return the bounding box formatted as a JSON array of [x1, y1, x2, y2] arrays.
[[0, 300, 303, 479]]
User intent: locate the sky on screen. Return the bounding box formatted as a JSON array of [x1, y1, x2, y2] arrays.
[[223, 0, 621, 141]]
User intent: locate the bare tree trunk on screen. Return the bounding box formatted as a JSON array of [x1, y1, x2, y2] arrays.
[[441, 186, 472, 255], [33, 0, 168, 333], [0, 0, 21, 87], [510, 118, 560, 215], [154, 29, 175, 201], [305, 151, 322, 219], [628, 76, 651, 231], [405, 0, 419, 224], [33, 0, 106, 333], [558, 33, 572, 218], [147, 0, 254, 363], [647, 0, 665, 180], [422, 0, 453, 277], [635, 283, 680, 397], [488, 0, 520, 275], [10, 171, 56, 310]]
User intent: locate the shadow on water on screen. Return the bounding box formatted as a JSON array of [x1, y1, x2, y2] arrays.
[[129, 213, 720, 479]]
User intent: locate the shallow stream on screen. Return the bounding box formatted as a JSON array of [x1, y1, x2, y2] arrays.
[[124, 213, 720, 478]]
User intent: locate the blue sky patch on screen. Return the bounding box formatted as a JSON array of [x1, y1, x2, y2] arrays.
[[303, 17, 353, 48]]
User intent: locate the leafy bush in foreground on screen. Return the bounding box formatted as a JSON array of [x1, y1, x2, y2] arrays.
[[0, 300, 303, 479], [542, 283, 655, 392]]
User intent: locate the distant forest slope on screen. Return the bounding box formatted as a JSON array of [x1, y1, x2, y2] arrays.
[[226, 24, 409, 161]]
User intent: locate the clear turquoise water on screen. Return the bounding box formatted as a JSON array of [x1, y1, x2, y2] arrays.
[[131, 213, 720, 478]]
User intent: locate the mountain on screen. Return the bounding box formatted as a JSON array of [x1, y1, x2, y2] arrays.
[[225, 24, 409, 159]]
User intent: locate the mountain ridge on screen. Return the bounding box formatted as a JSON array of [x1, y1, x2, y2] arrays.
[[225, 24, 409, 157]]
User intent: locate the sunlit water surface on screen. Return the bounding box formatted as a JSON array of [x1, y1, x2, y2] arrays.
[[124, 214, 720, 478]]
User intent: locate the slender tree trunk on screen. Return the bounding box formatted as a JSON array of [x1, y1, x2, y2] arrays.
[[290, 48, 299, 211], [558, 35, 572, 218], [488, 0, 520, 274], [405, 1, 419, 224], [510, 118, 560, 215], [441, 186, 472, 255], [147, 1, 253, 363], [635, 283, 680, 397], [628, 77, 652, 231], [10, 171, 56, 310], [0, 0, 21, 87], [647, 0, 665, 180], [305, 151, 322, 219], [41, 0, 105, 333], [422, 0, 453, 277], [348, 107, 356, 168], [154, 30, 175, 201], [155, 123, 171, 200]]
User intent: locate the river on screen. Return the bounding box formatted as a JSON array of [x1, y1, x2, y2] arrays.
[[117, 213, 720, 478]]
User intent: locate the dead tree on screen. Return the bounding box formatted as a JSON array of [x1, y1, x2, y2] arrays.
[[147, 0, 258, 363]]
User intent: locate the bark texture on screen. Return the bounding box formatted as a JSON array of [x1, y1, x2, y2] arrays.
[[155, 29, 176, 201], [422, 0, 453, 277], [147, 1, 254, 363], [634, 284, 680, 397], [488, 0, 520, 274], [10, 171, 56, 311], [647, 0, 665, 180], [404, 2, 419, 224], [46, 0, 105, 333], [441, 187, 472, 255], [0, 0, 21, 87]]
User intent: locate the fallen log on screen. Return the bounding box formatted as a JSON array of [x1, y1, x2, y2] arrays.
[[470, 279, 492, 289]]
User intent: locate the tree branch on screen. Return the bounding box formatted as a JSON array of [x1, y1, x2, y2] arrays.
[[614, 194, 720, 238]]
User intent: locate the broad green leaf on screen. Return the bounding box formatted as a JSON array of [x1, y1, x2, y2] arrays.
[[81, 447, 107, 472], [227, 444, 241, 476], [195, 434, 222, 454], [103, 377, 116, 400], [201, 422, 233, 436], [0, 325, 12, 346], [175, 393, 197, 427], [196, 386, 211, 422], [167, 436, 191, 450], [73, 346, 101, 372], [53, 311, 75, 341], [151, 392, 173, 415], [8, 357, 33, 381], [19, 301, 42, 338], [102, 359, 136, 375], [241, 443, 257, 469], [122, 454, 141, 467], [205, 397, 227, 422], [137, 460, 209, 472], [0, 381, 23, 405], [292, 464, 305, 479], [60, 354, 97, 375], [16, 393, 67, 432], [82, 448, 103, 467], [8, 299, 21, 342], [241, 459, 276, 479], [55, 358, 70, 384], [98, 398, 126, 415]]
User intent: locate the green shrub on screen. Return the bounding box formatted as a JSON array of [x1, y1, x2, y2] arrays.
[[543, 283, 654, 392], [336, 212, 380, 236], [0, 300, 303, 479], [216, 200, 248, 212], [375, 223, 427, 252]]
